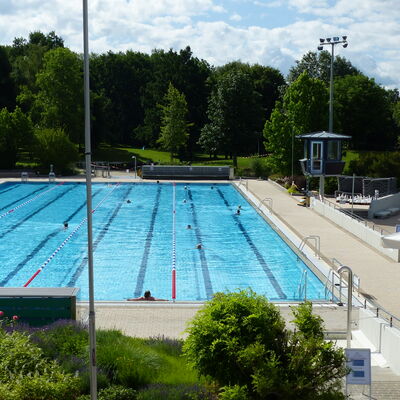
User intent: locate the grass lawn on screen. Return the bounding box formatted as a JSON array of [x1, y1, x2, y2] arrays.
[[92, 143, 255, 171]]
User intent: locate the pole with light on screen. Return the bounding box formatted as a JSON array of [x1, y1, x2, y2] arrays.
[[317, 36, 348, 132], [82, 0, 97, 399], [132, 156, 136, 179]]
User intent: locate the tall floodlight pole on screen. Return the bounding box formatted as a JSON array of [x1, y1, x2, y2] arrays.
[[82, 0, 97, 399], [317, 36, 348, 132]]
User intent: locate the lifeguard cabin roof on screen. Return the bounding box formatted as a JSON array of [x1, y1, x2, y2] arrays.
[[296, 130, 351, 139]]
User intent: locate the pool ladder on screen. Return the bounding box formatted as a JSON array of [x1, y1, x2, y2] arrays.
[[296, 269, 308, 301], [324, 259, 361, 303], [298, 235, 320, 259]]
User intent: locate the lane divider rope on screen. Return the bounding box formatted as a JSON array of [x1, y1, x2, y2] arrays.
[[172, 182, 177, 301], [0, 182, 65, 220], [23, 183, 121, 287]]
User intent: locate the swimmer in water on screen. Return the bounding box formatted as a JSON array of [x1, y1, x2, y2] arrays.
[[235, 209, 240, 215], [63, 221, 68, 229], [195, 243, 202, 249], [183, 199, 187, 203], [127, 199, 131, 204], [187, 224, 192, 229]]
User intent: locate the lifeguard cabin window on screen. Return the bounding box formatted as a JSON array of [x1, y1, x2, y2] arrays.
[[327, 140, 340, 160]]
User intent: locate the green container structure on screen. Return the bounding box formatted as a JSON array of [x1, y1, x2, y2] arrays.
[[0, 287, 79, 326]]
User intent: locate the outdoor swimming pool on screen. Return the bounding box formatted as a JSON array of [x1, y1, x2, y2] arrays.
[[0, 181, 328, 301]]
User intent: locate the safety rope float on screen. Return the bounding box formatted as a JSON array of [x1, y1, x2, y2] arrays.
[[171, 182, 177, 301], [23, 183, 121, 287], [0, 182, 65, 220]]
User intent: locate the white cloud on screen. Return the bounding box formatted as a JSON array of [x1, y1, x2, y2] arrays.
[[0, 0, 400, 88], [230, 13, 242, 21]]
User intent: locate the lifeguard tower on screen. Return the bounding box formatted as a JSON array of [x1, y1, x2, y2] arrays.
[[297, 131, 351, 196]]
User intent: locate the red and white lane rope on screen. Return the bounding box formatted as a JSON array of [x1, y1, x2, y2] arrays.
[[0, 182, 65, 220], [171, 182, 177, 301], [23, 183, 121, 287]]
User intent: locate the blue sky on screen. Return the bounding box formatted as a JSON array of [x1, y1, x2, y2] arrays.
[[1, 0, 399, 88]]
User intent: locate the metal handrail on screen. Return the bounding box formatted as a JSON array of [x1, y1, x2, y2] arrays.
[[296, 269, 308, 301], [258, 197, 273, 212], [299, 235, 320, 258], [320, 196, 391, 236]]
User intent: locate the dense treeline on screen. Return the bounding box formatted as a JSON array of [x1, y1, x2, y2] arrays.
[[0, 31, 399, 173]]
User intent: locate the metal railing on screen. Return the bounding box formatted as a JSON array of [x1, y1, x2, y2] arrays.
[[298, 235, 320, 258], [296, 269, 308, 301], [258, 197, 273, 212], [319, 196, 391, 236]]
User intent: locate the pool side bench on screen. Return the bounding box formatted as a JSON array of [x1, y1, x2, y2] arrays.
[[0, 287, 79, 326], [141, 165, 233, 180]]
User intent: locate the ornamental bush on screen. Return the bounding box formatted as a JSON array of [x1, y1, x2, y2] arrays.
[[33, 127, 79, 174], [183, 290, 347, 400]]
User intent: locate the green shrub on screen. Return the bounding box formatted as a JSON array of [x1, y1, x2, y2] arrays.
[[0, 329, 80, 400], [184, 291, 347, 399], [33, 127, 79, 174], [96, 330, 162, 388], [136, 383, 216, 400], [78, 385, 137, 400], [219, 385, 248, 400], [250, 158, 270, 178]]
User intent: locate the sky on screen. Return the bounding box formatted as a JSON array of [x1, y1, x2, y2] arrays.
[[1, 0, 400, 88]]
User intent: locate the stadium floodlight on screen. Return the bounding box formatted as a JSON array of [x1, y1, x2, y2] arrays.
[[316, 35, 349, 133]]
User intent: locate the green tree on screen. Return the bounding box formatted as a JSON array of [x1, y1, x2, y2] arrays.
[[334, 74, 397, 150], [210, 61, 285, 155], [157, 83, 190, 160], [263, 72, 328, 174], [33, 48, 83, 145], [0, 46, 16, 111], [287, 50, 360, 85], [184, 291, 347, 400], [33, 128, 79, 174], [135, 47, 210, 154], [199, 69, 261, 166], [0, 106, 33, 168]]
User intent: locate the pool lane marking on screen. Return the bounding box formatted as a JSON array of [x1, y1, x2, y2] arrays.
[[0, 185, 48, 212], [67, 184, 133, 287], [133, 185, 162, 298], [0, 183, 24, 196], [23, 183, 121, 287], [216, 188, 287, 300], [0, 182, 65, 220], [0, 184, 76, 241], [187, 187, 213, 299], [0, 188, 104, 287]]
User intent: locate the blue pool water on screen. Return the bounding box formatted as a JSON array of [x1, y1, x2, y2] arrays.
[[0, 181, 327, 301]]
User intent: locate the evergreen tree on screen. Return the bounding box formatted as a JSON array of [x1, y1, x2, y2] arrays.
[[157, 83, 190, 160]]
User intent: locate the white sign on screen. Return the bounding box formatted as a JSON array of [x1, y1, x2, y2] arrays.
[[345, 348, 371, 385]]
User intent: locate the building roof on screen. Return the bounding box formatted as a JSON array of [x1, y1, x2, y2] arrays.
[[296, 131, 352, 139]]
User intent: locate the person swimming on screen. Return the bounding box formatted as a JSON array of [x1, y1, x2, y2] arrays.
[[127, 290, 167, 301], [63, 221, 68, 229], [127, 199, 131, 204], [187, 224, 192, 229], [235, 209, 240, 215], [195, 243, 202, 249]]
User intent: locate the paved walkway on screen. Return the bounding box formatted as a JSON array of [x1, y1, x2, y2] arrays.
[[243, 179, 400, 318]]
